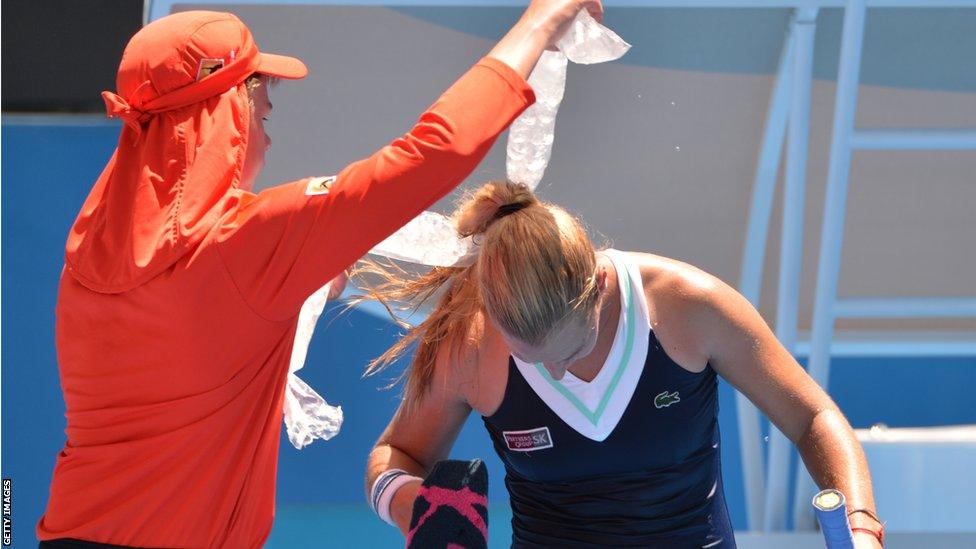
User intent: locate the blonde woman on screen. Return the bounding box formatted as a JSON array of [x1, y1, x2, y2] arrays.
[[363, 181, 884, 548]]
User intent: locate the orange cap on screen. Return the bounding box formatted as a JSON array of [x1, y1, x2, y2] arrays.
[[103, 11, 307, 132], [69, 11, 306, 293]]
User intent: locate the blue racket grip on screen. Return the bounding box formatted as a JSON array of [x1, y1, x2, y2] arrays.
[[813, 489, 855, 549]]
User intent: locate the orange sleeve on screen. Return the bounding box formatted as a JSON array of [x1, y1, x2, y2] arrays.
[[216, 57, 535, 321]]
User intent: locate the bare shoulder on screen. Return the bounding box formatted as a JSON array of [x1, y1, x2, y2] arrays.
[[622, 251, 723, 296], [433, 309, 510, 415], [616, 251, 735, 372]]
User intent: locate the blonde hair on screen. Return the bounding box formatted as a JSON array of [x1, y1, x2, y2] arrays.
[[244, 73, 278, 107], [356, 181, 600, 407]]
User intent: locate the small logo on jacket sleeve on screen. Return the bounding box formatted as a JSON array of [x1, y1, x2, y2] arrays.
[[503, 427, 553, 452], [305, 175, 336, 196], [654, 390, 681, 409]]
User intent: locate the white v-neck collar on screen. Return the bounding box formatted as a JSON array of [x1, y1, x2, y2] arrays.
[[512, 250, 650, 441]]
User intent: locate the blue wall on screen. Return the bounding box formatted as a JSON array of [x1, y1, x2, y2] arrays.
[[3, 122, 975, 548]]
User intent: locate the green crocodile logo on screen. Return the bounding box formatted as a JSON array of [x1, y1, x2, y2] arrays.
[[654, 390, 681, 409]]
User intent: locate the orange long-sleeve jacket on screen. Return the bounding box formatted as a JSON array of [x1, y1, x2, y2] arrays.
[[38, 57, 534, 548]]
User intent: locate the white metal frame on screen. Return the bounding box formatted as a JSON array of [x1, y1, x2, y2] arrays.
[[147, 0, 976, 532], [790, 0, 976, 529]]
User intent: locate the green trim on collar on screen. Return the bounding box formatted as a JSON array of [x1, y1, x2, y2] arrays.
[[534, 259, 637, 426]]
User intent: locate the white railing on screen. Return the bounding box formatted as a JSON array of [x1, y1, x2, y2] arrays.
[[790, 0, 976, 530]]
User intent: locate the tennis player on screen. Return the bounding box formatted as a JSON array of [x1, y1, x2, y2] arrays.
[[364, 181, 884, 548]]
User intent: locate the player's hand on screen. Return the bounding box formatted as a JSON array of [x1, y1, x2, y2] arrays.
[[487, 0, 603, 77], [327, 270, 349, 300], [522, 0, 604, 49]]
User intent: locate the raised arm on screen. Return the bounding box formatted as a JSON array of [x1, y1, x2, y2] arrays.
[[488, 0, 604, 78], [658, 266, 882, 549], [217, 0, 604, 321]]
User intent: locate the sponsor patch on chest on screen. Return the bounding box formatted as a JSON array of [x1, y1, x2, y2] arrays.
[[503, 426, 554, 452]]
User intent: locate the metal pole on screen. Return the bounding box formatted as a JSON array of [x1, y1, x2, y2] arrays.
[[851, 129, 976, 150], [763, 7, 819, 531], [737, 21, 796, 531], [740, 32, 795, 306], [792, 0, 868, 530], [834, 297, 976, 318]]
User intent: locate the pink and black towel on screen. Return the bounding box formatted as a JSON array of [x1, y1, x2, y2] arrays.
[[406, 459, 489, 549]]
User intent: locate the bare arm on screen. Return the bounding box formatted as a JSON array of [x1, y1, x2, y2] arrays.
[[365, 347, 473, 534], [662, 269, 881, 548]]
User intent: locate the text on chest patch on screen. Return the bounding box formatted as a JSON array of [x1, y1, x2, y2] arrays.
[[503, 427, 554, 452]]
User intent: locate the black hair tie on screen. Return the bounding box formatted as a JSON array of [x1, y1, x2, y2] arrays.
[[494, 202, 528, 220]]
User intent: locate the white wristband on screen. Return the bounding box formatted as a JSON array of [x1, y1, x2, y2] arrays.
[[370, 469, 423, 527]]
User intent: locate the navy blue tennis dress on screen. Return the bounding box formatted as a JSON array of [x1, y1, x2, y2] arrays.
[[482, 250, 735, 548]]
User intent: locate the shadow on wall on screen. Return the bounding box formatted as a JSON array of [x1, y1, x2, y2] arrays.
[[393, 6, 976, 93]]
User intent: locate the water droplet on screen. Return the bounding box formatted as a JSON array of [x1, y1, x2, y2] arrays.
[[674, 146, 681, 152], [670, 101, 676, 106], [637, 93, 642, 99], [763, 435, 770, 442]]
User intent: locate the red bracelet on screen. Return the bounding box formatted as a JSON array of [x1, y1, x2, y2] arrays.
[[851, 526, 885, 546], [847, 508, 885, 546]]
